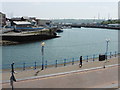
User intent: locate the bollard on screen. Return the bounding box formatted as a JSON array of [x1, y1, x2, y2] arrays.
[[23, 63, 25, 70], [72, 58, 74, 65], [93, 54, 95, 61], [56, 60, 57, 67], [45, 60, 47, 68], [110, 52, 112, 58], [86, 56, 88, 62], [34, 62, 36, 70], [64, 59, 66, 66]]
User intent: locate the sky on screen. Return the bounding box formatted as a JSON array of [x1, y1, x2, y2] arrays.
[[1, 0, 119, 19]]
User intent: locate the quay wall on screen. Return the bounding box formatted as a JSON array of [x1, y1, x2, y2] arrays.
[[2, 34, 60, 45], [64, 24, 120, 30], [81, 25, 120, 30]]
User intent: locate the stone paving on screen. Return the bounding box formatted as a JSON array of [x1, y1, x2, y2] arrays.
[[1, 57, 118, 83], [2, 62, 118, 88]]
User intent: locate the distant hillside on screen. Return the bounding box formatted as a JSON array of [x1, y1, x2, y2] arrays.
[[101, 19, 120, 24]]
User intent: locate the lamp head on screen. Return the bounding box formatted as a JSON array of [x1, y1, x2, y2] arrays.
[[41, 42, 45, 46], [106, 39, 110, 42]]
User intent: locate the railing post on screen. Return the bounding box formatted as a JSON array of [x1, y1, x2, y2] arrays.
[[115, 51, 116, 57], [86, 56, 88, 62], [64, 59, 66, 66], [56, 60, 57, 67], [34, 62, 36, 70], [72, 58, 74, 65], [45, 60, 47, 68], [110, 52, 112, 58], [23, 62, 25, 70], [93, 54, 95, 61], [106, 52, 108, 60]]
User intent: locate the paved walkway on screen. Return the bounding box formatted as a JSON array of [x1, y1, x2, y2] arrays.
[[2, 64, 119, 88], [2, 57, 118, 83]]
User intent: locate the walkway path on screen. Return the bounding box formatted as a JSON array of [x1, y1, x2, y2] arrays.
[[1, 57, 119, 88], [2, 65, 119, 88]]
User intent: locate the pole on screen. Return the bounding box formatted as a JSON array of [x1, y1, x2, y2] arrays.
[[104, 39, 110, 68], [106, 40, 109, 60], [34, 62, 36, 70], [110, 52, 112, 58], [45, 60, 47, 68], [93, 54, 95, 61], [41, 42, 45, 70], [115, 51, 116, 57], [72, 58, 74, 65], [64, 59, 66, 66], [41, 46, 44, 70], [11, 63, 14, 90], [56, 60, 57, 67]]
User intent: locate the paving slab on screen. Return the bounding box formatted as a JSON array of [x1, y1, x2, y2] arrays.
[[1, 57, 118, 83]]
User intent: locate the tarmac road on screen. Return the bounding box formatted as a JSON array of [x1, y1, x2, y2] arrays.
[[2, 65, 118, 88]]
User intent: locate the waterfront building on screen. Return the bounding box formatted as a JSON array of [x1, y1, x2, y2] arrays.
[[12, 21, 45, 32], [12, 21, 32, 31], [0, 12, 6, 27], [11, 17, 26, 21], [11, 16, 37, 26], [28, 17, 37, 26], [13, 21, 32, 27], [36, 19, 52, 27], [6, 20, 11, 27], [11, 17, 22, 21], [8, 17, 52, 28], [108, 24, 120, 27], [3, 15, 53, 32]]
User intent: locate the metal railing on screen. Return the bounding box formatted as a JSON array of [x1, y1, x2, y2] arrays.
[[1, 51, 118, 71]]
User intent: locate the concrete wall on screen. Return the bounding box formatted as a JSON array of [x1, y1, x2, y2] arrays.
[[2, 34, 58, 42]]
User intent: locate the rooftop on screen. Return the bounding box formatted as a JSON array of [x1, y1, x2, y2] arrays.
[[13, 21, 31, 25]]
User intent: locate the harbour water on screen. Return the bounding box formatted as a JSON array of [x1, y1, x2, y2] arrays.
[[2, 27, 118, 69]]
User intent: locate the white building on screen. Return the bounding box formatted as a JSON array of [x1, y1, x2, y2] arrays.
[[36, 19, 51, 26]]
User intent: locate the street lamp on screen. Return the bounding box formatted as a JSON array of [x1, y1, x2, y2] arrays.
[[103, 39, 110, 68], [105, 39, 110, 60], [41, 42, 45, 70]]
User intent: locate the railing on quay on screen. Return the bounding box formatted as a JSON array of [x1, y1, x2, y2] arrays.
[[1, 51, 118, 72]]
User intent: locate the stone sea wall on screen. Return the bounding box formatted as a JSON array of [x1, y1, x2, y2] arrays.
[[1, 34, 60, 45]]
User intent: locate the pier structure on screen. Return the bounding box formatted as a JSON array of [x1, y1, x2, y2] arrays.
[[63, 23, 120, 30], [1, 28, 59, 42]]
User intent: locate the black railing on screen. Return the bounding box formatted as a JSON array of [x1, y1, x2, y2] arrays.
[[2, 51, 118, 71]]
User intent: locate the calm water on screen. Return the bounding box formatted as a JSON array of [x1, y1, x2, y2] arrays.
[[2, 28, 118, 69]]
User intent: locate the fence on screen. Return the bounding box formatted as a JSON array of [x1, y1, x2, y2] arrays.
[[2, 51, 118, 71]]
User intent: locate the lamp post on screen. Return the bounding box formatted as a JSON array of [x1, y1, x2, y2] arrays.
[[41, 42, 45, 70], [103, 39, 110, 68], [105, 39, 110, 60]]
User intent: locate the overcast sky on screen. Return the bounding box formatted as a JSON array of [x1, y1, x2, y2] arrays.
[[1, 0, 119, 19]]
